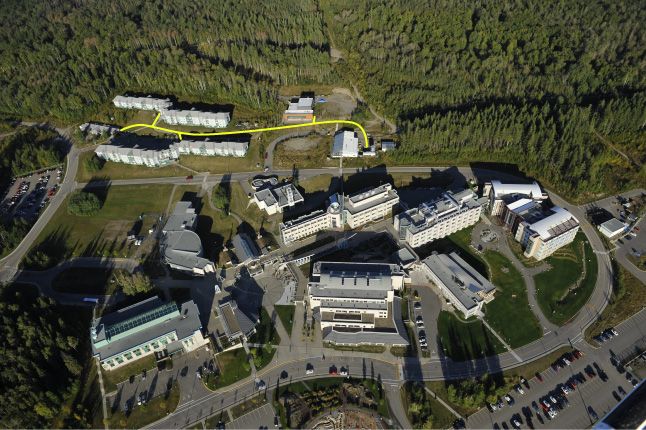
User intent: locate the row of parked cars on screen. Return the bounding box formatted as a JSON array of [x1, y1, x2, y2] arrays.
[[594, 327, 619, 344]]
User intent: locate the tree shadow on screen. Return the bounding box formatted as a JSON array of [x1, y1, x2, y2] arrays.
[[22, 226, 74, 270]]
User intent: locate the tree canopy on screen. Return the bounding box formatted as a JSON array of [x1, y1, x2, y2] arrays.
[[67, 191, 102, 216]]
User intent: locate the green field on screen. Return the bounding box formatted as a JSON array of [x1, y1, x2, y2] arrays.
[[101, 355, 157, 393], [437, 311, 506, 362], [535, 233, 598, 325], [483, 251, 542, 348], [205, 348, 251, 390], [274, 304, 295, 337], [26, 184, 175, 266]]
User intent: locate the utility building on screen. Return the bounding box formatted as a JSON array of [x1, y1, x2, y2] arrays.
[[282, 96, 314, 123], [331, 130, 359, 158]]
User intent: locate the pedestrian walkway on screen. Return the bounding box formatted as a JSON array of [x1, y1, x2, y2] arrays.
[[479, 318, 522, 363], [423, 385, 464, 421]]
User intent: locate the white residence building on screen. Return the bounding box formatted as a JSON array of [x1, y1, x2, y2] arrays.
[[160, 201, 215, 276], [91, 297, 208, 370], [95, 136, 179, 167], [308, 261, 409, 347], [331, 130, 359, 158], [395, 189, 486, 248], [159, 108, 230, 128], [500, 198, 580, 260], [176, 138, 248, 157], [252, 182, 305, 215], [343, 183, 400, 228], [112, 95, 172, 111], [279, 204, 343, 245], [421, 252, 496, 318]]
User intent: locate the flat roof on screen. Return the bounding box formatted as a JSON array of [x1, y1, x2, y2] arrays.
[[600, 218, 628, 235], [344, 184, 399, 214], [254, 183, 304, 209], [423, 252, 495, 310], [91, 297, 202, 361], [526, 206, 579, 240], [331, 130, 359, 157], [161, 108, 230, 121], [490, 180, 544, 199], [595, 379, 646, 429]]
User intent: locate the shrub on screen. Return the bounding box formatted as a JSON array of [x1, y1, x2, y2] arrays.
[[84, 154, 105, 173], [67, 191, 101, 216]]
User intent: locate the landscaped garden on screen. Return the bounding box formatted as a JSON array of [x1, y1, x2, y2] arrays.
[[535, 233, 598, 325]]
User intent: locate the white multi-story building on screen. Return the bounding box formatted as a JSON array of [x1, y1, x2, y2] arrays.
[[112, 95, 172, 111], [252, 182, 305, 215], [484, 180, 547, 216], [331, 130, 359, 158], [343, 183, 399, 228], [176, 138, 248, 157], [394, 189, 486, 248], [279, 203, 343, 245], [502, 200, 580, 260], [160, 201, 215, 275], [421, 252, 496, 318], [79, 122, 120, 136], [308, 261, 409, 347], [91, 297, 208, 370], [159, 108, 230, 128], [95, 136, 179, 167]]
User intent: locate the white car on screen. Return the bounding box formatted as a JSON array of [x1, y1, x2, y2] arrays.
[[610, 328, 619, 336], [257, 380, 266, 390], [561, 385, 570, 395], [417, 321, 425, 328], [515, 385, 525, 395], [340, 368, 348, 376], [549, 395, 558, 404], [306, 368, 314, 375], [548, 408, 557, 419]]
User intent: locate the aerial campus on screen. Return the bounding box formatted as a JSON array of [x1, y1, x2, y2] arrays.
[[1, 4, 646, 429], [1, 90, 644, 430]]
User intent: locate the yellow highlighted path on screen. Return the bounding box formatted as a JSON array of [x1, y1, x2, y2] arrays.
[[120, 115, 370, 148]]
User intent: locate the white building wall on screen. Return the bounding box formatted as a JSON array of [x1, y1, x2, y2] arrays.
[[404, 205, 483, 248]]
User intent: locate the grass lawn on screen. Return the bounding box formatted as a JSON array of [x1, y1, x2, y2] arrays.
[[177, 149, 262, 174], [426, 346, 572, 416], [77, 151, 187, 182], [51, 267, 129, 295], [230, 394, 267, 420], [437, 311, 506, 362], [101, 354, 157, 393], [585, 261, 645, 343], [416, 226, 488, 278], [483, 251, 542, 348], [274, 304, 296, 337], [228, 182, 278, 234], [535, 233, 598, 325], [205, 348, 251, 390], [107, 383, 180, 429], [186, 423, 204, 429], [26, 184, 175, 266], [506, 237, 545, 268], [249, 307, 281, 370], [297, 174, 335, 194]]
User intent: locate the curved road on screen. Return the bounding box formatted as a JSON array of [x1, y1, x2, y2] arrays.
[[0, 139, 622, 428]]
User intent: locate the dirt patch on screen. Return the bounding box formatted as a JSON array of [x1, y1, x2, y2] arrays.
[[283, 137, 323, 151], [316, 91, 356, 119]]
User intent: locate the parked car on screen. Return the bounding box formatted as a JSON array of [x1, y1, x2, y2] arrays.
[[339, 367, 348, 377], [257, 380, 266, 390], [414, 301, 422, 310]]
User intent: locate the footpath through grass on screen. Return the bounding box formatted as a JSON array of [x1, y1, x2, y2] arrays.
[[483, 251, 542, 348], [274, 304, 295, 337], [535, 233, 598, 325], [437, 311, 506, 362]]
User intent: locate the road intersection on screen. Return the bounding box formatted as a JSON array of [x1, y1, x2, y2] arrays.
[[1, 130, 644, 428]]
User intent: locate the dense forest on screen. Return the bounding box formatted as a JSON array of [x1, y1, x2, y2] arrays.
[[0, 283, 92, 428], [0, 0, 644, 196], [0, 0, 334, 121], [323, 0, 646, 195]]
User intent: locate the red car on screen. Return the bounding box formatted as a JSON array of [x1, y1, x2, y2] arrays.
[[186, 175, 193, 181], [329, 366, 338, 375], [264, 152, 268, 159]]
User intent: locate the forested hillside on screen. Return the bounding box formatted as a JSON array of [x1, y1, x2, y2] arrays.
[[0, 0, 644, 196], [0, 284, 91, 428], [323, 0, 646, 195], [0, 0, 333, 121]]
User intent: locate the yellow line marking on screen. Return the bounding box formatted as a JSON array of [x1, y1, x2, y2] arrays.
[[151, 112, 161, 126], [120, 116, 370, 148]]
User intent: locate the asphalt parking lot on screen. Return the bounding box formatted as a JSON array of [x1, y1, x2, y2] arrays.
[[227, 403, 276, 429], [468, 348, 639, 429], [410, 284, 442, 357], [0, 166, 63, 221]]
